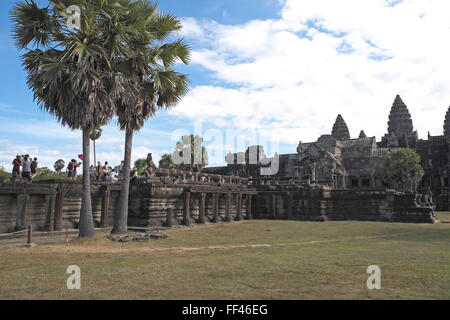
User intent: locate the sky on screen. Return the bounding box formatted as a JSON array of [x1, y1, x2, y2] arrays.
[[0, 0, 450, 171]]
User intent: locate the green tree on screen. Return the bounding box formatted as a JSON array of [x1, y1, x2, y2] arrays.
[[54, 159, 65, 173], [0, 166, 11, 181], [112, 0, 190, 234], [12, 0, 143, 237], [90, 127, 102, 167], [384, 148, 424, 192], [172, 134, 208, 172], [134, 158, 148, 174], [159, 153, 176, 169]]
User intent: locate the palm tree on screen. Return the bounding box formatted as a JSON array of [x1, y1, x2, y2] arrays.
[[90, 127, 102, 166], [111, 1, 190, 234], [11, 0, 142, 237], [54, 159, 65, 173]]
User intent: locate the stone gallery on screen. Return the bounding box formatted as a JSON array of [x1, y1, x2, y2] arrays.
[[209, 95, 450, 210], [0, 95, 442, 234]]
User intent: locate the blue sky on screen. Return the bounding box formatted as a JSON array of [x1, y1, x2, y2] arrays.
[[1, 0, 449, 170]]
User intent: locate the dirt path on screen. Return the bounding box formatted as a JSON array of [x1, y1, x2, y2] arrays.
[[26, 231, 417, 254]]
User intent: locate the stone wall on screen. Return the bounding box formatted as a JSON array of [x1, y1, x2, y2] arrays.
[[0, 179, 254, 233], [255, 186, 436, 223], [0, 179, 436, 234]]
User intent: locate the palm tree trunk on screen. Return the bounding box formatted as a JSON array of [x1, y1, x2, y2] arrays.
[[112, 126, 133, 234], [79, 128, 95, 238], [93, 139, 96, 167]]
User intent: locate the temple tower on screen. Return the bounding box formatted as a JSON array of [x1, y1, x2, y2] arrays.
[[381, 95, 418, 147], [387, 95, 414, 138], [331, 114, 350, 141], [443, 106, 450, 136], [359, 130, 367, 138]]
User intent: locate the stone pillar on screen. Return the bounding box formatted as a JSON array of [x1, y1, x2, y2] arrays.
[[212, 193, 219, 223], [44, 194, 56, 231], [254, 195, 259, 219], [199, 193, 206, 223], [287, 192, 293, 220], [271, 194, 276, 218], [246, 194, 253, 220], [165, 207, 173, 227], [100, 189, 110, 227], [225, 193, 232, 222], [15, 193, 29, 231], [236, 193, 243, 221], [54, 186, 65, 231], [183, 191, 191, 226]]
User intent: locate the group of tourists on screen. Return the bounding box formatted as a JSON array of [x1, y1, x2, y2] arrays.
[[11, 155, 38, 182], [88, 161, 122, 182], [10, 155, 135, 183]]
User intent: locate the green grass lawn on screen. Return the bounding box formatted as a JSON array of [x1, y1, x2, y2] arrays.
[[0, 219, 449, 300]]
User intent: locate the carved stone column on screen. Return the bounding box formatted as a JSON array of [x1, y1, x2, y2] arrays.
[[225, 193, 232, 222], [236, 193, 243, 221], [246, 194, 253, 220], [287, 192, 293, 220], [183, 191, 191, 226], [212, 193, 219, 223], [254, 194, 259, 219], [15, 193, 29, 231], [199, 193, 206, 223], [100, 189, 111, 227], [271, 194, 276, 218], [44, 194, 56, 231], [165, 207, 173, 227]]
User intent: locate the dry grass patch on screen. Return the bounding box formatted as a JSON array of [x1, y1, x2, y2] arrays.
[[0, 219, 449, 299]]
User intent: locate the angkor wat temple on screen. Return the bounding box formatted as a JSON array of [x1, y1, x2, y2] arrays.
[[0, 95, 442, 235], [205, 95, 450, 209]]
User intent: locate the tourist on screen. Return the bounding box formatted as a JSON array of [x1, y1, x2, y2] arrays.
[[119, 160, 124, 176], [248, 176, 254, 186], [30, 157, 38, 179], [108, 169, 118, 182], [97, 161, 103, 180], [73, 160, 81, 180], [103, 161, 109, 180], [22, 155, 32, 182], [11, 155, 22, 183], [130, 167, 138, 182], [67, 159, 76, 180], [89, 165, 96, 179]]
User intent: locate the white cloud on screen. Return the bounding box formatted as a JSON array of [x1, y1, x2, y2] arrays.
[[175, 0, 450, 149]]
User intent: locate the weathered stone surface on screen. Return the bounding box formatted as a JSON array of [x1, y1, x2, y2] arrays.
[[332, 114, 350, 140], [106, 230, 168, 242], [0, 170, 437, 235]]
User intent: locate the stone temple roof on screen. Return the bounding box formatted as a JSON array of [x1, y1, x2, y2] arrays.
[[444, 106, 450, 136], [387, 95, 414, 137], [341, 137, 376, 148], [331, 114, 350, 140]]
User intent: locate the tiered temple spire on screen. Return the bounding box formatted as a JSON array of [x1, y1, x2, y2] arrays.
[[387, 95, 414, 138], [443, 106, 450, 136], [331, 114, 350, 140], [359, 130, 366, 138]]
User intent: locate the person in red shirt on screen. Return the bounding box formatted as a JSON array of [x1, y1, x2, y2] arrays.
[[11, 155, 22, 183]]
